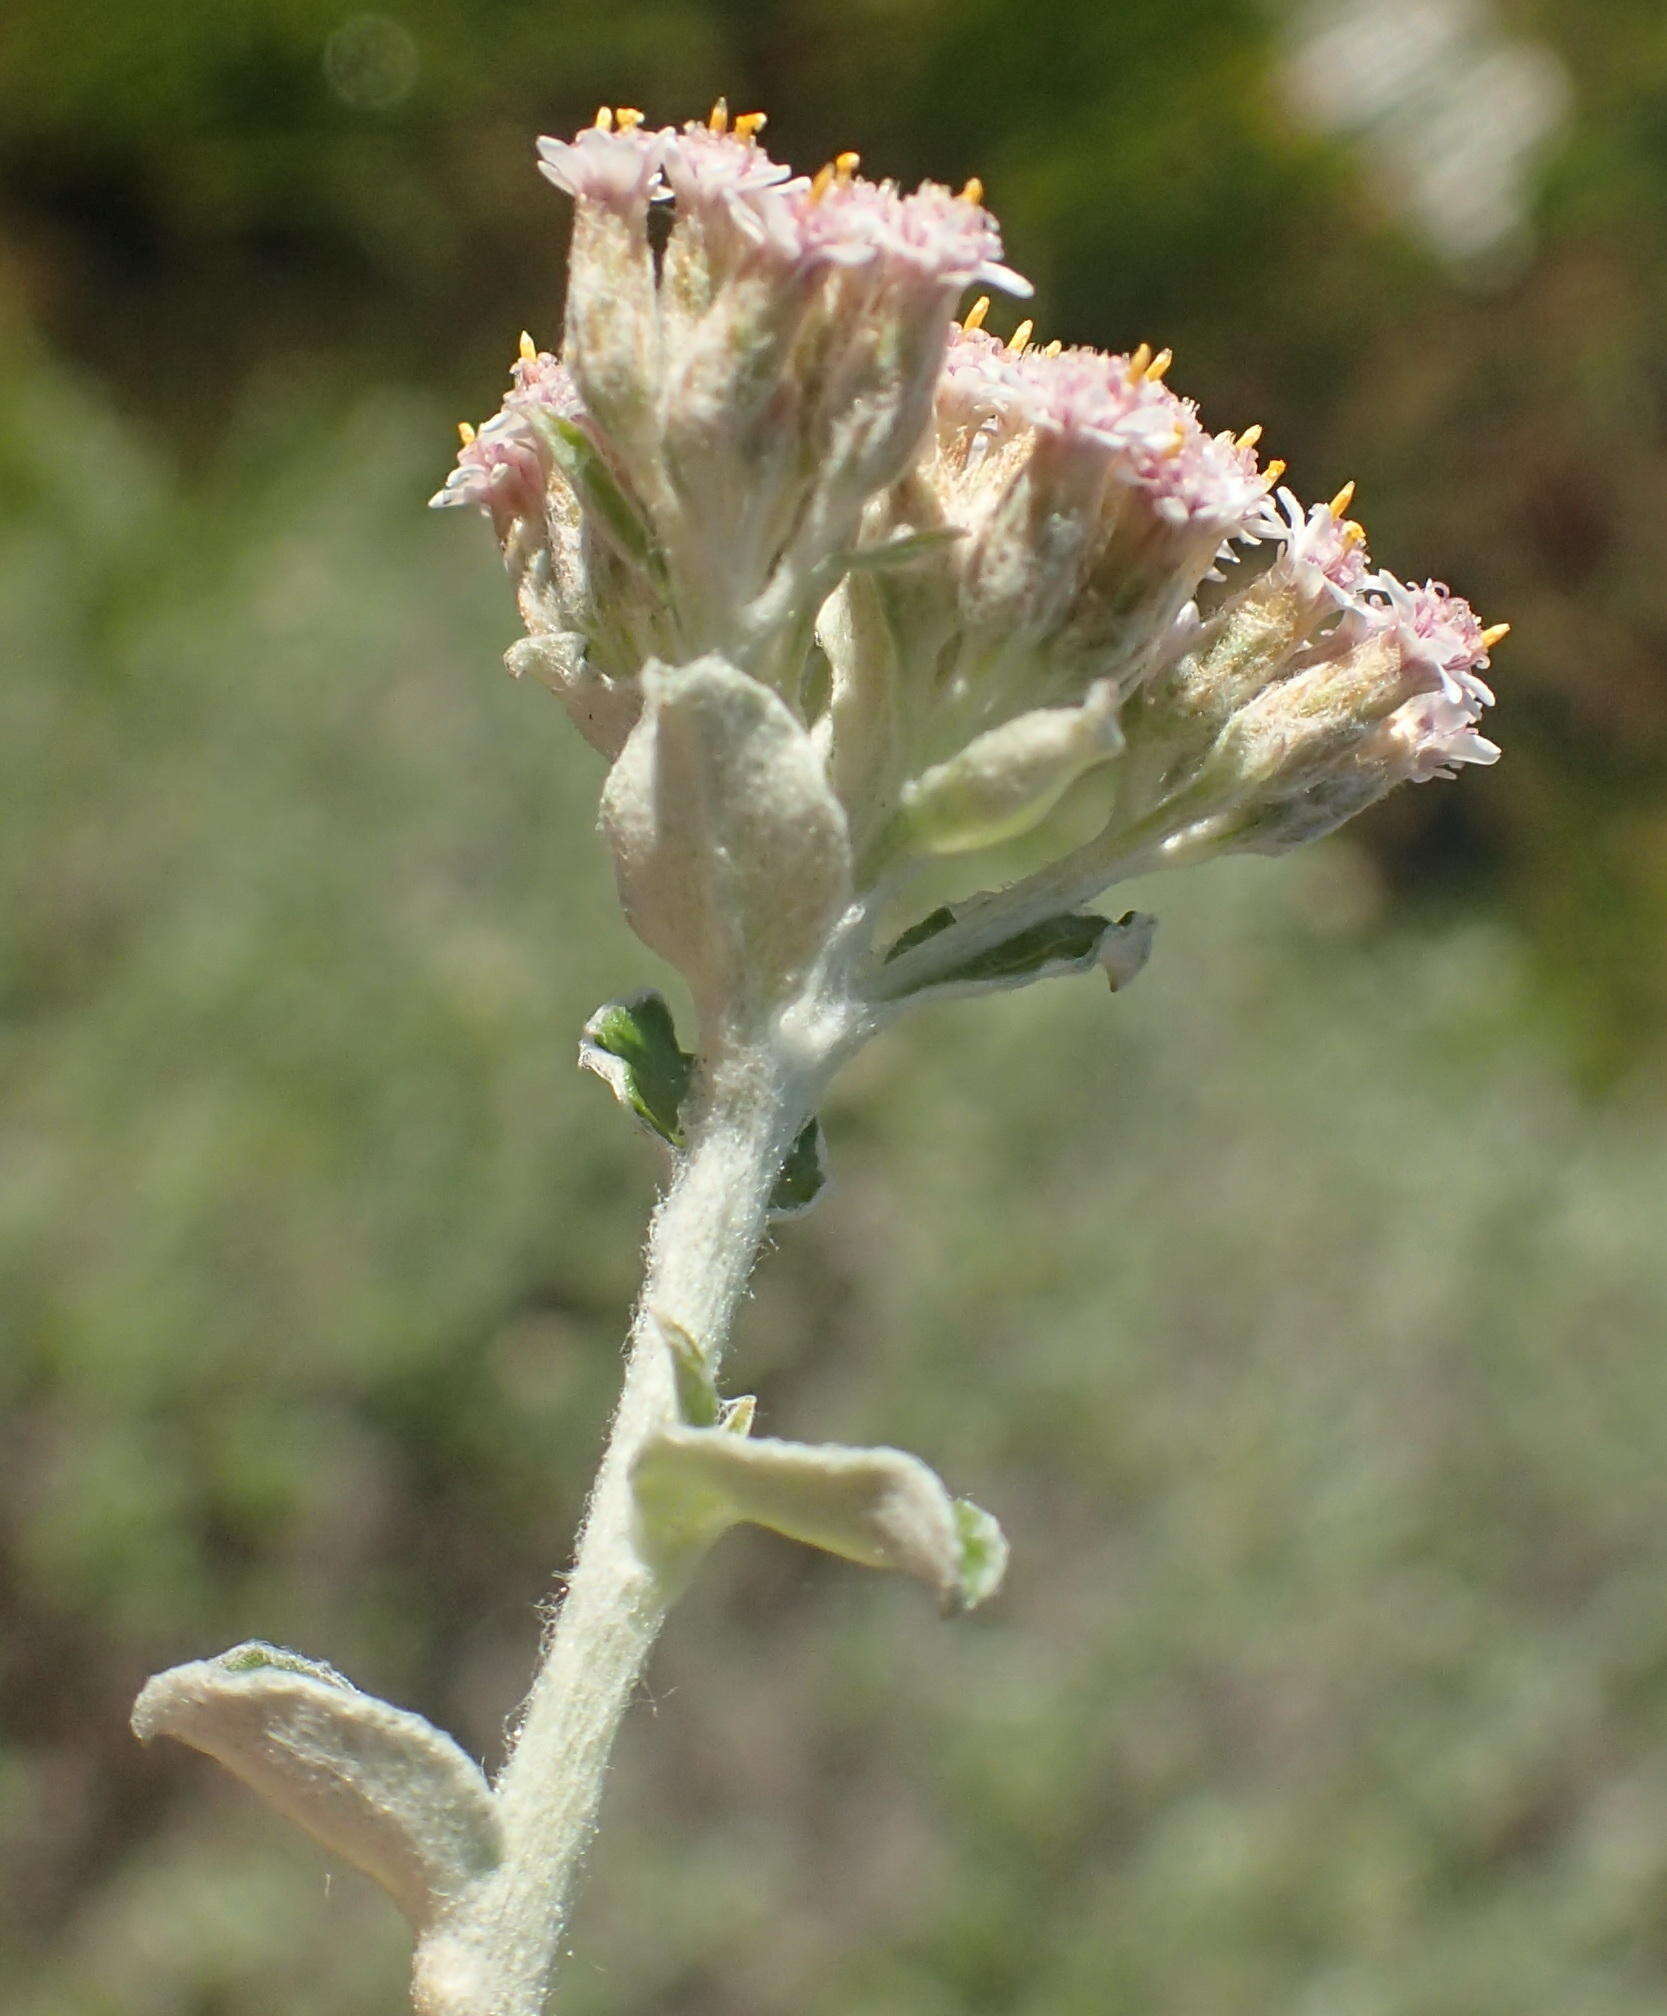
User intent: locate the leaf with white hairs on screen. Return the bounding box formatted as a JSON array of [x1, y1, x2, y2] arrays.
[[633, 1427, 1007, 1612], [132, 1642, 500, 1927]]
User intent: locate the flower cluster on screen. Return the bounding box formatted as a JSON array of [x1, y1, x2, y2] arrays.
[[434, 104, 1502, 1033]]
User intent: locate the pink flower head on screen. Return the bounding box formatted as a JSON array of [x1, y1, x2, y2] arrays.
[[733, 169, 1028, 297], [535, 118, 667, 212], [429, 348, 582, 525], [882, 181, 1030, 298], [1369, 574, 1498, 707], [934, 323, 1031, 440], [1269, 488, 1373, 605], [661, 121, 794, 214], [429, 413, 546, 531], [503, 347, 584, 421], [1116, 397, 1277, 543], [1008, 344, 1180, 457], [1377, 689, 1501, 782]]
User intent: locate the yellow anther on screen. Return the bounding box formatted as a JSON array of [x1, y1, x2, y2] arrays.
[[835, 150, 861, 179], [1263, 458, 1288, 487], [962, 294, 991, 333], [810, 162, 835, 200], [457, 421, 477, 446], [708, 98, 729, 133], [1329, 480, 1356, 516], [734, 111, 768, 140], [1007, 318, 1035, 354], [593, 106, 614, 131], [959, 176, 984, 206], [1144, 347, 1173, 382], [1341, 519, 1367, 547], [1480, 621, 1511, 649], [1127, 342, 1153, 381], [1162, 426, 1186, 459], [1042, 338, 1063, 356], [1236, 423, 1263, 450], [615, 107, 645, 130], [518, 330, 537, 362]]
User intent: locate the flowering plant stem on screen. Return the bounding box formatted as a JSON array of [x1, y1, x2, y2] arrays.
[[433, 1046, 814, 2016]]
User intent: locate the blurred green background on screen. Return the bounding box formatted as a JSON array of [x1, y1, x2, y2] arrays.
[[4, 2, 1667, 2011]]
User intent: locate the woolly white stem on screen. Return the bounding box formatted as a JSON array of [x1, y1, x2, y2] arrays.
[[415, 1046, 813, 2016]]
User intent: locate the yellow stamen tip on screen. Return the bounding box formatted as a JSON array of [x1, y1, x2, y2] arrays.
[[1127, 342, 1153, 382], [707, 98, 729, 133], [1480, 621, 1511, 649], [1263, 459, 1288, 487], [1341, 519, 1367, 547], [962, 294, 991, 333], [959, 176, 984, 206], [1236, 423, 1263, 450], [834, 150, 861, 179], [1042, 338, 1063, 357], [457, 421, 476, 446], [810, 163, 835, 200], [1329, 480, 1356, 516], [734, 111, 767, 140], [518, 330, 537, 362], [593, 106, 614, 131], [615, 107, 645, 131], [1144, 346, 1173, 382], [1007, 318, 1035, 354]]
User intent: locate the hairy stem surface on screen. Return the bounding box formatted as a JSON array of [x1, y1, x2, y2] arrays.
[[418, 1047, 812, 2016]]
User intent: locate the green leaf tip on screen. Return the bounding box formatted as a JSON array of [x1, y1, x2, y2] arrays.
[[215, 1641, 352, 1687], [952, 1499, 1010, 1612], [579, 992, 828, 1216], [653, 1311, 722, 1428]]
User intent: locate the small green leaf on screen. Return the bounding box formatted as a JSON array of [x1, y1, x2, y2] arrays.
[[770, 1116, 827, 1217], [580, 993, 827, 1215], [578, 992, 692, 1149], [879, 908, 1156, 1002], [653, 1312, 721, 1428], [527, 410, 665, 578]]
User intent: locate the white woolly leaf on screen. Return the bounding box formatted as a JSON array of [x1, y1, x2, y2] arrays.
[[599, 656, 854, 1030], [633, 1427, 1007, 1612], [132, 1642, 500, 1926]]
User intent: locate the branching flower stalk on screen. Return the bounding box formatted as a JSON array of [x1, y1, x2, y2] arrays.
[[132, 101, 1506, 2016]]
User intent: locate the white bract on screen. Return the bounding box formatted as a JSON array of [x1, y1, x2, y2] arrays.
[[138, 101, 1507, 2016]]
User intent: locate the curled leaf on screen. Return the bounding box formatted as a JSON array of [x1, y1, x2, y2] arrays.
[[879, 907, 1157, 1004], [132, 1642, 500, 1927], [633, 1427, 1007, 1612], [901, 685, 1123, 855], [579, 992, 692, 1149]]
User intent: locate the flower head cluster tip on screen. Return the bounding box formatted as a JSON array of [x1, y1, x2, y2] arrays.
[[434, 103, 1503, 1035]]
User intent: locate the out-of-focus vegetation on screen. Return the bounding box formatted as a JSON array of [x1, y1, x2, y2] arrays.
[[3, 3, 1666, 2012]]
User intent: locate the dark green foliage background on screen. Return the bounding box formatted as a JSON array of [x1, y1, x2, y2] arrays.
[[4, 3, 1667, 2010]]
